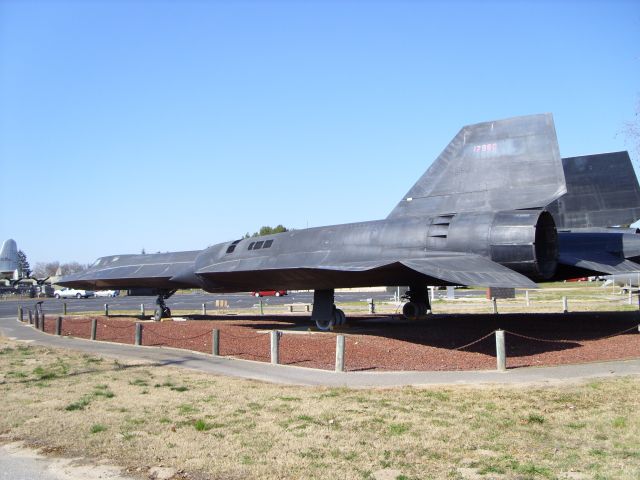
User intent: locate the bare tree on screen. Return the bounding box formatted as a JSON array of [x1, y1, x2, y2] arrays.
[[61, 262, 87, 275], [32, 261, 87, 278], [33, 261, 60, 278]]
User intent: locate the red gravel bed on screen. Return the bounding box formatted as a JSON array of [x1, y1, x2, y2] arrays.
[[35, 312, 640, 372]]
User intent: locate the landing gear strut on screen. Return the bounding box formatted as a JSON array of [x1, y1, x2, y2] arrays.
[[311, 289, 346, 331], [402, 284, 430, 320], [153, 290, 176, 322]]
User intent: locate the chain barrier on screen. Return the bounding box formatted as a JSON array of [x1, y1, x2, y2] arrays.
[[505, 325, 639, 344], [101, 322, 135, 330], [65, 318, 93, 325], [452, 331, 496, 351], [143, 328, 214, 341], [221, 330, 268, 340]]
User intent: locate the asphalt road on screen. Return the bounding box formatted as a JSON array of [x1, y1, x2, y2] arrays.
[[0, 288, 489, 318]]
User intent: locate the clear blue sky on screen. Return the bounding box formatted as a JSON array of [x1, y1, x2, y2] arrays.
[[1, 0, 639, 265]]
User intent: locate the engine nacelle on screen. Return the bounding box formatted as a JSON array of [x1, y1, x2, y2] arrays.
[[430, 209, 558, 281]]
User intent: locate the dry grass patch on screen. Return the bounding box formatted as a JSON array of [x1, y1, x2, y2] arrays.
[[0, 336, 639, 479]]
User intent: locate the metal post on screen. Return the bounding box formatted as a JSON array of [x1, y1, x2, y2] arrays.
[[202, 303, 207, 315], [495, 330, 506, 371], [91, 318, 97, 340], [562, 296, 568, 313], [140, 303, 145, 317], [288, 305, 294, 313], [492, 297, 498, 314], [212, 329, 219, 356], [628, 289, 633, 305], [63, 302, 67, 315], [104, 303, 109, 317], [135, 322, 142, 346], [18, 306, 23, 322], [367, 298, 375, 314], [55, 316, 62, 336], [335, 334, 345, 372], [270, 330, 280, 364], [40, 314, 45, 331], [525, 290, 530, 307], [34, 310, 40, 329], [28, 309, 33, 325], [259, 299, 264, 315]]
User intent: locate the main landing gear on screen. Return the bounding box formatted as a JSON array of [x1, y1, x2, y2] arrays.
[[153, 289, 176, 322], [402, 284, 430, 320], [311, 289, 346, 331]]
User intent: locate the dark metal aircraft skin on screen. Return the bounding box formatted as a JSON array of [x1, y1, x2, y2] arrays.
[[546, 151, 640, 229], [542, 151, 640, 280], [61, 112, 632, 328]]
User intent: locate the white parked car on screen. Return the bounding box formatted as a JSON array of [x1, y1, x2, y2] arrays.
[[94, 290, 119, 298], [54, 288, 95, 299]]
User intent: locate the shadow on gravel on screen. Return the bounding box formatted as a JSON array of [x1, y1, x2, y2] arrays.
[[186, 311, 640, 358]]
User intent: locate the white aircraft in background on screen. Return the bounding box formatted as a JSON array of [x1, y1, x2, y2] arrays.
[[0, 239, 20, 281]]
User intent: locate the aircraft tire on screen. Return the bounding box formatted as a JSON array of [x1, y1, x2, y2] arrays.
[[315, 316, 335, 332], [335, 308, 346, 326], [402, 302, 421, 320]]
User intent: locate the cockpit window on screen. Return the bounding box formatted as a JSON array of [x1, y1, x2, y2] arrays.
[[226, 239, 241, 254]]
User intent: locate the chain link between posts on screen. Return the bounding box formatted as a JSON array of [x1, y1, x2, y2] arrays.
[[505, 325, 639, 344], [452, 331, 496, 351], [143, 327, 214, 341]]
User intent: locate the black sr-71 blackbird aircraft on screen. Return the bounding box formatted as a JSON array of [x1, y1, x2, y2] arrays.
[[60, 113, 640, 330]]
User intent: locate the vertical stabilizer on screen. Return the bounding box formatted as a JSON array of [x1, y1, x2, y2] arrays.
[[0, 239, 19, 276], [387, 113, 566, 218], [546, 151, 640, 228]]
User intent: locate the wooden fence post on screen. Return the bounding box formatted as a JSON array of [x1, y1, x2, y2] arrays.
[[91, 318, 97, 340], [55, 316, 62, 336], [212, 329, 219, 356], [135, 322, 142, 346]]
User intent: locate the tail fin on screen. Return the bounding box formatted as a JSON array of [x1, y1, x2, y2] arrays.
[[0, 239, 19, 275], [546, 151, 640, 229], [387, 113, 566, 219]]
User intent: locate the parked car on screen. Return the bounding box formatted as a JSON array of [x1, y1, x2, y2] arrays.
[[54, 288, 95, 299], [251, 290, 287, 297], [94, 290, 120, 297]]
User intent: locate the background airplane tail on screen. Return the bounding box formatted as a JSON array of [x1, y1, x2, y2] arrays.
[[546, 151, 640, 229], [0, 238, 20, 276], [387, 113, 567, 219]]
